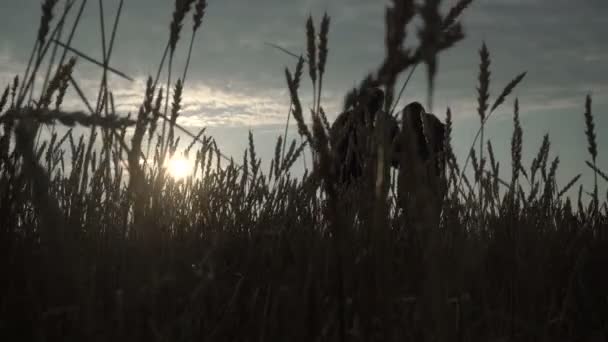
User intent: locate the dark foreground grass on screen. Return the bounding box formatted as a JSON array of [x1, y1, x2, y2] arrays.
[[1, 0, 607, 341]]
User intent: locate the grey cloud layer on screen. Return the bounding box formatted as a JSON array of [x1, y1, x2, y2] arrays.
[[1, 0, 606, 192], [0, 0, 606, 124]]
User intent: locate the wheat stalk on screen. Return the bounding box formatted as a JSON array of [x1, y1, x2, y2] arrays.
[[477, 42, 490, 209], [182, 0, 207, 83], [317, 13, 330, 125], [442, 0, 475, 30], [511, 98, 522, 191], [1, 108, 137, 128], [0, 87, 9, 114], [285, 68, 313, 145], [583, 95, 598, 207]]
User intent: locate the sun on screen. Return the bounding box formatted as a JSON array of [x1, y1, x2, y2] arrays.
[[167, 158, 192, 179]]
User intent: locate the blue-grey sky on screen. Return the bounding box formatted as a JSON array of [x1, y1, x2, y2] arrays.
[[1, 0, 606, 196]]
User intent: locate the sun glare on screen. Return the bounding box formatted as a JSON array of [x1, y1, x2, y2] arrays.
[[167, 158, 192, 179]]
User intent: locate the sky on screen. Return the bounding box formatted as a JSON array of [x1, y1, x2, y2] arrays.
[[0, 0, 607, 198]]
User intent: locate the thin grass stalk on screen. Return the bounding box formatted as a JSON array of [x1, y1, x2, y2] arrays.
[[17, 0, 75, 107], [153, 42, 170, 89], [182, 0, 207, 84], [99, 0, 125, 155], [585, 161, 608, 183], [418, 0, 441, 113], [558, 174, 581, 199], [56, 0, 87, 70], [18, 39, 39, 104], [83, 0, 118, 195], [389, 64, 417, 116], [28, 0, 61, 103], [92, 0, 110, 167], [40, 1, 67, 102], [458, 69, 526, 194], [160, 54, 174, 166], [93, 0, 108, 113], [160, 0, 192, 166], [182, 31, 197, 86], [281, 56, 304, 165]]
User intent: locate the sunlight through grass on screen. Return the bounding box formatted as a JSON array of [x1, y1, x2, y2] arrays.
[[167, 157, 193, 179]]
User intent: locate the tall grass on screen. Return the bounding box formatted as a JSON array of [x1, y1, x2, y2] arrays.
[[0, 0, 607, 341]]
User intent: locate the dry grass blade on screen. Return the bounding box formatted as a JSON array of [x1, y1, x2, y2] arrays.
[[94, 0, 125, 116], [52, 39, 134, 81], [585, 161, 608, 183], [68, 74, 94, 113], [558, 174, 582, 199], [490, 72, 526, 113], [185, 128, 206, 156], [264, 42, 307, 62]]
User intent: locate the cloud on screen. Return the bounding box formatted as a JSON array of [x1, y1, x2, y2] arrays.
[[1, 0, 606, 130]]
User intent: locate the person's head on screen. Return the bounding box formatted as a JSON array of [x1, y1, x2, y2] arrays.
[[400, 102, 446, 174], [330, 87, 388, 184], [396, 102, 448, 209], [361, 87, 384, 117]]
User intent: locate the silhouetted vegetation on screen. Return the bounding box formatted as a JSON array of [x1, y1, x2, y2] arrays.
[[1, 0, 607, 341]]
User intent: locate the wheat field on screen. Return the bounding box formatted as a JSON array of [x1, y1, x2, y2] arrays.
[[0, 0, 607, 341]]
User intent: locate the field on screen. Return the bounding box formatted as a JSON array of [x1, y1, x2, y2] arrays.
[[1, 0, 607, 341]]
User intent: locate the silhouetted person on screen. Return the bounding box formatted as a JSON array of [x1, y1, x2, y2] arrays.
[[397, 101, 447, 226], [399, 101, 446, 178], [329, 89, 446, 190], [329, 87, 400, 185]]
